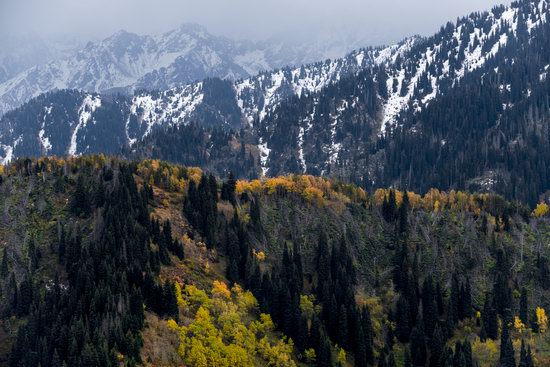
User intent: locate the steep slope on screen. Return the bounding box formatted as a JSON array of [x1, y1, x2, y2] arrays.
[[2, 157, 550, 366], [3, 0, 550, 204], [0, 23, 377, 117], [0, 39, 414, 162]]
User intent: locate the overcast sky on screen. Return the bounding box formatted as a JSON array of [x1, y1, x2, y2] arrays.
[[1, 0, 509, 45]]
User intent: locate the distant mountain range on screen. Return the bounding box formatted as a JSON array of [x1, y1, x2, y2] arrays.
[[0, 24, 372, 117], [2, 0, 550, 204]]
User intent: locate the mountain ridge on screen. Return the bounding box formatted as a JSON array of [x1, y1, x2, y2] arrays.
[[2, 0, 550, 204]]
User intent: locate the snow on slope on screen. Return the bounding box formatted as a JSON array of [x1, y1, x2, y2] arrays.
[[69, 95, 102, 156], [127, 83, 204, 144], [379, 0, 549, 132], [0, 23, 376, 117]]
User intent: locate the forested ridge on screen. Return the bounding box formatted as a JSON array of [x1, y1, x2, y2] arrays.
[[0, 156, 549, 366]]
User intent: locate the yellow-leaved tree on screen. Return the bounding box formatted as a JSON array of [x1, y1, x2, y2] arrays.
[[536, 307, 548, 333], [168, 280, 296, 367], [533, 203, 550, 218]]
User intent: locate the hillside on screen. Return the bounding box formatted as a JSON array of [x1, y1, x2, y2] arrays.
[[1, 156, 550, 366]]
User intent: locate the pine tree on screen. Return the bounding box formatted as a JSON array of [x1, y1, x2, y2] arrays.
[[317, 331, 332, 367], [519, 287, 529, 325], [296, 314, 309, 353], [337, 305, 349, 349], [410, 325, 427, 367], [71, 174, 91, 217], [1, 249, 8, 277], [519, 340, 528, 367], [396, 295, 411, 342], [16, 274, 32, 317], [480, 321, 488, 342], [422, 275, 437, 338], [482, 292, 498, 340], [430, 324, 445, 367], [450, 273, 460, 325], [500, 324, 516, 367], [354, 324, 368, 367], [250, 196, 262, 232], [463, 278, 473, 319], [317, 229, 331, 284], [530, 309, 540, 333], [399, 190, 409, 234], [462, 339, 474, 367], [163, 280, 179, 320]]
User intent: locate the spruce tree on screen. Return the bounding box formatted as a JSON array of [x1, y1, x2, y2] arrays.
[[430, 324, 445, 367], [337, 305, 349, 349], [422, 275, 437, 338], [482, 292, 498, 339], [398, 190, 409, 234], [354, 325, 367, 367], [500, 324, 516, 367], [317, 331, 332, 367], [519, 340, 528, 367], [1, 249, 8, 278], [396, 295, 411, 342], [410, 325, 427, 367], [519, 288, 529, 325], [71, 174, 91, 217]]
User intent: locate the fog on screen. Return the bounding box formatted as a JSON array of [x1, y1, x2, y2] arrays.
[[0, 0, 507, 45]]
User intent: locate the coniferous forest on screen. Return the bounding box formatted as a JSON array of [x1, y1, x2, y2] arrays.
[[0, 156, 549, 366], [3, 1, 550, 366]]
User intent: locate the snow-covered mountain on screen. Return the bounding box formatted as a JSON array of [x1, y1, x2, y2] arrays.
[[0, 37, 417, 162], [0, 23, 376, 117], [2, 0, 550, 203]]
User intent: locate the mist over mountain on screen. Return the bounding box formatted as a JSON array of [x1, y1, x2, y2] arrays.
[[0, 23, 382, 117]]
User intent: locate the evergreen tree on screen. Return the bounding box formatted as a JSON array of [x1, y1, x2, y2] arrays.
[[519, 287, 529, 326], [422, 275, 437, 338], [410, 325, 427, 367], [317, 331, 333, 367], [500, 324, 516, 367], [430, 324, 445, 367], [396, 295, 411, 342], [519, 340, 529, 367], [16, 274, 32, 317], [354, 324, 368, 367], [399, 190, 409, 234], [337, 305, 349, 349], [1, 249, 8, 277], [70, 174, 91, 216], [482, 292, 498, 340]]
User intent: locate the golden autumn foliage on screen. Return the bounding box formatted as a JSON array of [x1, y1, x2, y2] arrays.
[[514, 316, 527, 333], [168, 280, 296, 367], [337, 348, 347, 365], [234, 174, 365, 206], [533, 203, 550, 218], [536, 307, 548, 333], [253, 250, 266, 262], [472, 338, 499, 366], [136, 160, 192, 192]]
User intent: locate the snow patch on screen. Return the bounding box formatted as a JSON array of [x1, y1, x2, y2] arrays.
[[39, 105, 53, 153], [69, 95, 101, 156]]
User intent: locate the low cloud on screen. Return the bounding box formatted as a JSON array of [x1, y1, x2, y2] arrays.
[[1, 0, 508, 45]]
